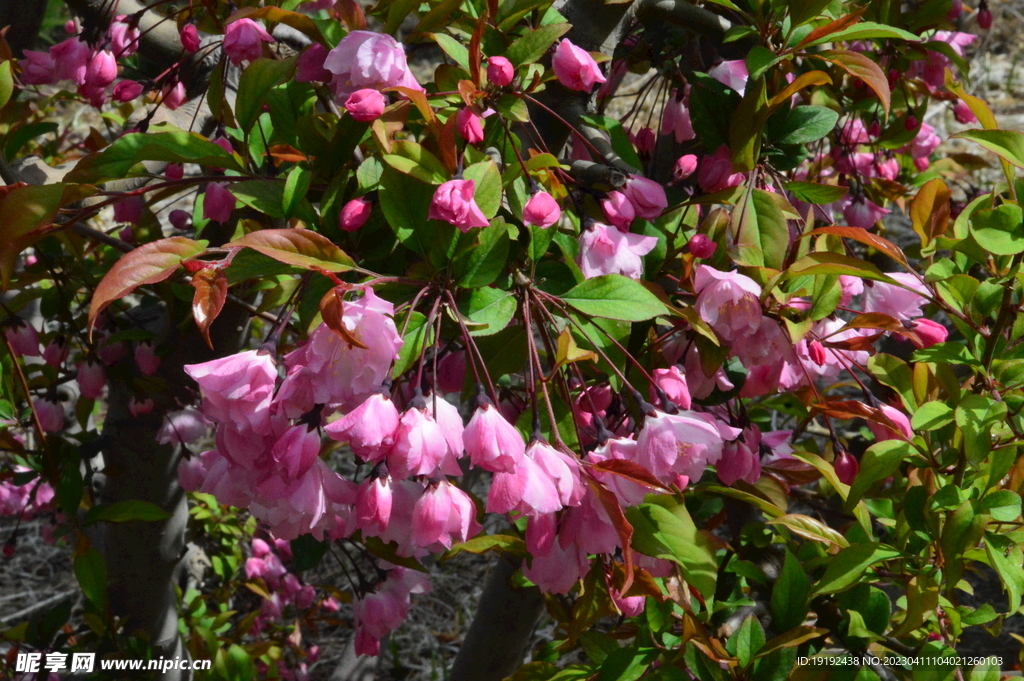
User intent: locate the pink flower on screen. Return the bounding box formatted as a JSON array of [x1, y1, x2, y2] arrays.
[[552, 39, 606, 92], [177, 453, 209, 491], [456, 108, 484, 143], [113, 80, 144, 102], [166, 163, 184, 181], [84, 49, 117, 89], [577, 222, 657, 280], [129, 396, 154, 416], [688, 233, 716, 259], [42, 336, 69, 367], [463, 402, 525, 473], [428, 179, 490, 231], [50, 38, 90, 84], [135, 341, 161, 375], [842, 196, 888, 229], [156, 405, 211, 443], [161, 80, 186, 109], [693, 265, 763, 342], [296, 43, 331, 82], [636, 409, 739, 482], [212, 136, 234, 154], [952, 99, 977, 124], [339, 197, 373, 232], [352, 567, 430, 656], [109, 15, 141, 57], [650, 366, 691, 410], [863, 273, 930, 321], [910, 318, 947, 348], [4, 318, 40, 356], [325, 393, 400, 461], [487, 56, 514, 87], [271, 424, 321, 480], [716, 429, 762, 486], [180, 24, 201, 54], [203, 182, 236, 223], [345, 88, 387, 122], [388, 406, 449, 477], [622, 176, 667, 221], [674, 154, 698, 182], [868, 403, 913, 442], [412, 479, 479, 550], [834, 451, 859, 485], [600, 191, 635, 229], [523, 191, 560, 229], [324, 30, 423, 99], [223, 18, 275, 65], [35, 398, 64, 433], [356, 474, 393, 533], [840, 118, 871, 146], [21, 50, 57, 85], [185, 349, 277, 431], [530, 441, 584, 507], [709, 59, 748, 92], [909, 123, 941, 161], [661, 90, 695, 143], [633, 127, 655, 155], [487, 449, 562, 517], [698, 146, 745, 193], [77, 357, 106, 400], [978, 7, 992, 29]]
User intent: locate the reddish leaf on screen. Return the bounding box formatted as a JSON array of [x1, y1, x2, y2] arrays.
[[810, 400, 906, 436], [796, 8, 866, 49], [909, 178, 951, 246], [335, 0, 367, 29], [833, 313, 924, 347], [763, 459, 822, 486], [191, 268, 229, 349], [319, 288, 369, 349], [229, 228, 354, 272], [590, 459, 672, 493], [88, 237, 206, 337], [768, 70, 832, 111], [587, 477, 634, 595], [819, 49, 890, 115], [808, 225, 908, 267]]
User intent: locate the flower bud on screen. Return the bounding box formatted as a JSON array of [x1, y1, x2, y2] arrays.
[[808, 340, 827, 366], [339, 197, 373, 232], [203, 182, 236, 224], [77, 357, 106, 400], [113, 196, 143, 224], [180, 24, 201, 54], [687, 234, 716, 259], [978, 5, 992, 29], [344, 88, 387, 122], [169, 209, 192, 231], [4, 318, 40, 356], [112, 79, 143, 102], [43, 336, 69, 368], [223, 18, 275, 65], [905, 114, 918, 131], [129, 396, 154, 416], [552, 39, 606, 92], [166, 163, 184, 180], [456, 107, 485, 144], [35, 397, 64, 432], [633, 127, 655, 155], [673, 154, 698, 182], [486, 56, 514, 87], [522, 191, 561, 229], [135, 341, 161, 376], [910, 318, 948, 348], [834, 450, 859, 485]]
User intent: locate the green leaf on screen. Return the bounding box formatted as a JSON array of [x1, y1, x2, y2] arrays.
[[984, 541, 1024, 614], [506, 23, 570, 66], [463, 160, 503, 218], [801, 21, 919, 47], [236, 58, 297, 133], [727, 615, 765, 668], [955, 394, 1007, 464], [65, 130, 242, 184], [393, 311, 431, 378], [377, 166, 440, 253], [770, 106, 838, 145], [813, 543, 901, 595], [561, 275, 665, 322], [626, 497, 717, 599], [282, 165, 312, 219], [383, 140, 450, 184], [979, 490, 1021, 522], [911, 401, 954, 431], [968, 204, 1024, 256], [746, 46, 782, 81], [431, 32, 470, 70], [785, 182, 848, 205], [495, 94, 530, 123], [74, 547, 108, 613], [770, 549, 810, 631], [597, 647, 658, 681], [787, 0, 834, 26], [289, 534, 327, 572], [83, 501, 172, 525], [733, 187, 789, 269], [786, 252, 895, 283], [847, 440, 912, 509], [0, 61, 13, 110], [951, 129, 1024, 168], [441, 534, 527, 560], [452, 221, 510, 288], [462, 287, 517, 336], [229, 228, 354, 272]]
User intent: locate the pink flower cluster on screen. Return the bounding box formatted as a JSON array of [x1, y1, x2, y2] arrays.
[[0, 468, 55, 520]]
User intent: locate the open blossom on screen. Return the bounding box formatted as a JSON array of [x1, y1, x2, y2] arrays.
[[709, 59, 748, 92], [411, 479, 479, 550], [324, 30, 423, 99], [345, 89, 387, 122], [185, 349, 277, 432], [552, 39, 606, 91], [428, 179, 489, 231], [636, 409, 739, 483], [21, 50, 57, 85], [694, 265, 763, 342], [600, 191, 635, 229], [4, 318, 40, 356], [353, 567, 430, 656], [157, 407, 210, 445], [161, 81, 186, 109], [622, 176, 667, 221], [50, 38, 90, 84], [223, 18, 275, 65], [523, 191, 560, 229], [578, 222, 657, 280], [463, 402, 525, 473], [661, 90, 695, 142], [716, 428, 762, 486], [650, 366, 691, 410], [109, 15, 141, 56], [698, 146, 745, 192], [863, 273, 930, 321], [325, 393, 400, 461], [388, 406, 449, 477]]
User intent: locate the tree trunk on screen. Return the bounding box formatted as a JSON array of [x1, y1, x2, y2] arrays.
[[0, 0, 48, 57]]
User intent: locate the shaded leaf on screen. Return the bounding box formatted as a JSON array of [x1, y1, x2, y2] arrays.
[[229, 228, 354, 272]]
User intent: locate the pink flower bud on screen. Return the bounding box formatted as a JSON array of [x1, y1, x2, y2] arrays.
[[223, 18, 275, 65], [552, 39, 606, 92], [523, 191, 561, 229], [35, 397, 64, 433], [356, 474, 393, 533], [212, 136, 234, 154], [456, 107, 485, 144], [339, 197, 373, 232], [112, 79, 143, 102], [910, 318, 948, 348], [673, 154, 698, 182], [296, 43, 331, 82], [252, 538, 271, 558], [868, 120, 881, 137], [953, 99, 977, 124], [978, 6, 992, 29], [834, 451, 859, 485], [4, 318, 40, 356], [169, 209, 192, 231], [166, 163, 184, 180], [135, 341, 161, 375], [463, 402, 526, 473], [344, 88, 386, 122], [905, 114, 918, 131], [181, 24, 201, 54], [622, 175, 667, 221], [129, 396, 154, 416], [698, 145, 745, 193], [868, 404, 913, 442], [428, 179, 490, 231], [633, 127, 655, 155], [487, 56, 514, 87], [203, 182, 236, 223], [77, 357, 106, 400], [600, 191, 635, 229], [687, 234, 716, 259], [808, 340, 827, 366], [119, 226, 134, 244], [85, 50, 118, 88], [161, 80, 186, 109], [113, 196, 143, 223], [42, 336, 69, 368], [650, 366, 691, 409], [109, 15, 141, 57]]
